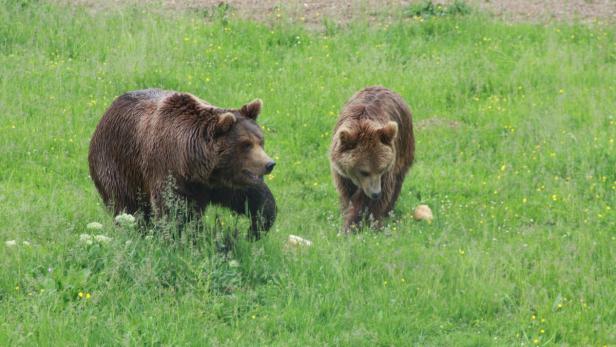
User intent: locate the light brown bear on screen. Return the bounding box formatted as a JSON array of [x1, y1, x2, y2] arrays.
[[329, 86, 415, 231], [88, 89, 276, 239]]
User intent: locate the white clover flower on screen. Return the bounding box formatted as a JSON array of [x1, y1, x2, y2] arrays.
[[114, 213, 136, 226], [229, 260, 240, 268], [94, 234, 112, 244], [79, 233, 93, 245], [22, 241, 31, 246], [5, 240, 17, 247], [86, 222, 103, 230]]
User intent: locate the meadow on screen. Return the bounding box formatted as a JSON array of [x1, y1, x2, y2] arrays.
[[1, 1, 615, 345]]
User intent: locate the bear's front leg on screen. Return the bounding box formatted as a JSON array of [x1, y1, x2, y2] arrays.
[[243, 182, 276, 240], [208, 181, 276, 240], [342, 190, 368, 232], [343, 190, 390, 232], [333, 173, 357, 211]]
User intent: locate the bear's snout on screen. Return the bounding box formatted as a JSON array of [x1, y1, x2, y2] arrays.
[[265, 161, 276, 175]]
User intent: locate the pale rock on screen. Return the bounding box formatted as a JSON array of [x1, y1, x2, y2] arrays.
[[413, 204, 433, 222], [287, 234, 313, 247]]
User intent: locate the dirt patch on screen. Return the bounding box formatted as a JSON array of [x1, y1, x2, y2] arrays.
[[54, 0, 616, 24], [57, 0, 410, 27], [470, 0, 616, 23]]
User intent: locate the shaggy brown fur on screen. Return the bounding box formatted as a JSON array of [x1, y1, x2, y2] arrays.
[[88, 89, 276, 239], [330, 86, 415, 231]]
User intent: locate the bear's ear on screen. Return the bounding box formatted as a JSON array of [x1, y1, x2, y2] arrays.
[[215, 112, 237, 135], [338, 129, 358, 150], [377, 121, 398, 145], [240, 99, 262, 120]]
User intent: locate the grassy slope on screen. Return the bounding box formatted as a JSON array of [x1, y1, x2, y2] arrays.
[[0, 1, 614, 345]]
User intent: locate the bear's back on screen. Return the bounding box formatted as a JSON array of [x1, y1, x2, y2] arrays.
[[124, 88, 167, 101]]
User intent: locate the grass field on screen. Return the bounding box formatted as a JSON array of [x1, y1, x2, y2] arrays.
[[1, 1, 615, 345]]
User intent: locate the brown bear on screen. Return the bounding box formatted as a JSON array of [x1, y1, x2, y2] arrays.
[[329, 86, 415, 232], [88, 89, 276, 239]]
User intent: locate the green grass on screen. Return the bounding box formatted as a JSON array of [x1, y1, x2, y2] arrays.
[[1, 1, 615, 345]]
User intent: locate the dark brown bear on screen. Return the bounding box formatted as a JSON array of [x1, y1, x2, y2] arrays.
[[88, 89, 276, 239], [329, 86, 415, 232]]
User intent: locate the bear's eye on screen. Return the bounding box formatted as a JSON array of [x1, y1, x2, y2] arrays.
[[241, 142, 253, 151], [359, 170, 370, 177]]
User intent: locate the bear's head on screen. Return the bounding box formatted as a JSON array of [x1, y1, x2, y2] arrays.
[[210, 99, 276, 187], [331, 120, 398, 200]]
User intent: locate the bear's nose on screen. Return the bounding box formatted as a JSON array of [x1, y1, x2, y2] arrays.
[[265, 161, 276, 174], [370, 192, 382, 200]]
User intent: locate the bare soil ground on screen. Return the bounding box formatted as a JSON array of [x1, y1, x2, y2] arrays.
[[471, 0, 615, 23], [57, 0, 616, 24]]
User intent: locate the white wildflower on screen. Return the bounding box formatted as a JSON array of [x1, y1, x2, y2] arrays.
[[94, 234, 112, 244], [86, 222, 103, 230], [79, 233, 93, 245], [125, 240, 133, 246], [22, 241, 31, 246], [115, 213, 136, 226], [5, 240, 17, 247]]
